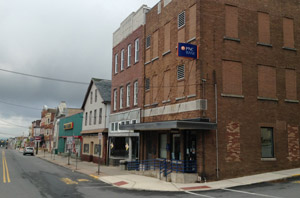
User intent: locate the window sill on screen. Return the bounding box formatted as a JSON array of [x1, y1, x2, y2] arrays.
[[151, 102, 159, 107], [152, 56, 159, 62], [221, 93, 244, 98], [257, 42, 272, 47], [257, 97, 278, 102], [175, 96, 186, 101], [187, 94, 196, 99], [285, 99, 299, 103], [144, 61, 151, 66], [187, 37, 196, 43], [282, 47, 297, 51], [162, 50, 171, 56], [144, 104, 151, 108], [261, 158, 276, 161], [162, 99, 171, 104], [223, 36, 240, 42]]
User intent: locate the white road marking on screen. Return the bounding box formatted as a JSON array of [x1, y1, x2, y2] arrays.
[[184, 191, 216, 198], [222, 188, 284, 198]]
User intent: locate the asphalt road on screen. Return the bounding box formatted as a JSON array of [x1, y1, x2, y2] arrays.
[[0, 148, 299, 198]]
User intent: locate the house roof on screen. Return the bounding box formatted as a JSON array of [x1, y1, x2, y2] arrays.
[[81, 78, 111, 109]]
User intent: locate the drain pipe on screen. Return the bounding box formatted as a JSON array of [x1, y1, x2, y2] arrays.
[[213, 70, 219, 180]]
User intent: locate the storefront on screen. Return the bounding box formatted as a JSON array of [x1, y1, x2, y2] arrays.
[[58, 112, 83, 156]]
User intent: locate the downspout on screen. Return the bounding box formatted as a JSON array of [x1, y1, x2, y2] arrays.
[[213, 71, 219, 180]]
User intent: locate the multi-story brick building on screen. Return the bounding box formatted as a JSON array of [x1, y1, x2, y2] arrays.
[[40, 107, 56, 152], [122, 0, 300, 181], [109, 5, 150, 164]]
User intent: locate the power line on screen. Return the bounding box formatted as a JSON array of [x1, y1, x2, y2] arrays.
[[0, 68, 89, 85], [0, 119, 29, 129], [0, 99, 41, 111]]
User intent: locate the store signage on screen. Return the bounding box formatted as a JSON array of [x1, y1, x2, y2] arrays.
[[177, 43, 199, 59], [64, 122, 74, 130], [98, 133, 102, 140]]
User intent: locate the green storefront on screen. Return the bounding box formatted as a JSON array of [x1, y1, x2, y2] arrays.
[[58, 112, 83, 156]]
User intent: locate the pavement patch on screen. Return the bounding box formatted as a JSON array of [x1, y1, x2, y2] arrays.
[[113, 181, 128, 186], [181, 186, 211, 191]]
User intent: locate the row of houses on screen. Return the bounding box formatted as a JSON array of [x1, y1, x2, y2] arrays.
[[30, 0, 300, 182]]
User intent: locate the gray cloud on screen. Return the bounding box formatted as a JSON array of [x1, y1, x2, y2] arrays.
[[0, 0, 158, 138]]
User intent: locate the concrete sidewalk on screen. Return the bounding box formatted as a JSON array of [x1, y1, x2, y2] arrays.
[[35, 151, 300, 192]]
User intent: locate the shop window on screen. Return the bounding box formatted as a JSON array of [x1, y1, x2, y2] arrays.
[[159, 134, 167, 159], [110, 137, 128, 158], [94, 144, 101, 155], [84, 144, 89, 153], [171, 134, 181, 160]]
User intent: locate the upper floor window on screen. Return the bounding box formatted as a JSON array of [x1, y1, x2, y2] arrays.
[[128, 44, 132, 67], [225, 5, 238, 39], [114, 54, 118, 74], [258, 12, 270, 45], [90, 91, 93, 104], [146, 36, 151, 48], [95, 89, 97, 103], [94, 109, 97, 125], [126, 84, 131, 107], [120, 87, 124, 109], [283, 17, 295, 49], [99, 108, 102, 124], [145, 78, 150, 91], [178, 11, 185, 28], [121, 49, 124, 71], [89, 111, 92, 125], [113, 89, 117, 111], [134, 81, 138, 106], [85, 112, 88, 126], [135, 39, 139, 63]]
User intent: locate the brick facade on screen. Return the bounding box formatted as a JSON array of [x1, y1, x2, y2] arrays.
[[138, 0, 300, 181]]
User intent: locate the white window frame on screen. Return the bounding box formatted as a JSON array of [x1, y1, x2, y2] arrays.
[[90, 91, 93, 104], [128, 44, 132, 67], [120, 87, 123, 109], [134, 81, 138, 106], [95, 89, 97, 103], [89, 111, 92, 125], [99, 108, 102, 124], [113, 89, 117, 111], [135, 39, 139, 63], [126, 84, 130, 107], [121, 49, 124, 71], [85, 112, 88, 126], [94, 109, 97, 125], [115, 54, 118, 74]]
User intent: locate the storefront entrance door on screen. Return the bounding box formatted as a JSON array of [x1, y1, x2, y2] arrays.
[[185, 131, 197, 161]]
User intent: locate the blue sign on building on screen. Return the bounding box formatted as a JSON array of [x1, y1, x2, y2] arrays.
[[177, 43, 199, 59]]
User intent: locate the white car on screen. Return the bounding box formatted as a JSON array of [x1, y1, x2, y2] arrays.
[[23, 147, 34, 156]]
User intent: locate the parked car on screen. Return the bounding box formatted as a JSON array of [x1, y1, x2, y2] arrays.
[[23, 147, 34, 156]]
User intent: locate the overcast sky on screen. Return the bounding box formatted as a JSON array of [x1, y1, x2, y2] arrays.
[[0, 0, 158, 138]]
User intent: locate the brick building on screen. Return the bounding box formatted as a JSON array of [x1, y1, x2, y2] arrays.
[[122, 0, 300, 181], [40, 107, 56, 152], [109, 5, 150, 165]]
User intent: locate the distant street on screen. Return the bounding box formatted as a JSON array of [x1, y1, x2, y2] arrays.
[[0, 148, 299, 198]]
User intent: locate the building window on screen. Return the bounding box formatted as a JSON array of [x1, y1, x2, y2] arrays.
[[159, 134, 167, 158], [258, 65, 276, 98], [99, 108, 102, 124], [126, 84, 130, 107], [115, 122, 118, 131], [94, 109, 97, 125], [172, 134, 181, 160], [225, 5, 238, 39], [146, 35, 151, 48], [135, 39, 139, 63], [90, 91, 93, 104], [120, 87, 123, 109], [178, 11, 185, 28], [134, 81, 138, 106], [114, 54, 118, 74], [177, 65, 185, 80], [128, 44, 132, 67], [85, 112, 88, 126], [113, 89, 117, 111], [111, 122, 115, 131], [84, 144, 89, 153], [121, 49, 124, 71], [89, 111, 92, 125], [285, 69, 297, 100], [94, 144, 101, 155], [258, 12, 270, 44], [145, 78, 150, 91], [222, 61, 242, 95], [261, 127, 274, 158], [283, 17, 295, 48], [95, 89, 97, 103]]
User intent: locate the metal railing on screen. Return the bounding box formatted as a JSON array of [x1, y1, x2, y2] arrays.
[[127, 159, 197, 177]]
